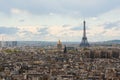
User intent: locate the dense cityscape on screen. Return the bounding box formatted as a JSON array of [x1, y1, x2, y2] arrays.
[[0, 40, 120, 80], [0, 0, 120, 80], [0, 21, 119, 80]]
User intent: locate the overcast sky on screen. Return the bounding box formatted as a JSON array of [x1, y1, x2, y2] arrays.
[[0, 0, 120, 42]]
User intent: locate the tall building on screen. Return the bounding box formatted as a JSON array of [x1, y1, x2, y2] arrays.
[[80, 21, 90, 47], [12, 41, 17, 47], [57, 40, 62, 50], [2, 41, 17, 47]]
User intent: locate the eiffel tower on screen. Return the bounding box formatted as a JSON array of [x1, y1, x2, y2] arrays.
[[80, 21, 90, 47]]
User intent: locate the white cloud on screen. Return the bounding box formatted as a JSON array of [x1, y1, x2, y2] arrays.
[[18, 26, 40, 34], [103, 27, 120, 37], [11, 8, 29, 15], [0, 0, 120, 41]]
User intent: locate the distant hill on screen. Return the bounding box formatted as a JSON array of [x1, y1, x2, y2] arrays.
[[104, 40, 120, 44], [91, 40, 120, 46]]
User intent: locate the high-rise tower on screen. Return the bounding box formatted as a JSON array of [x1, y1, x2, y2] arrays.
[[80, 21, 90, 47]]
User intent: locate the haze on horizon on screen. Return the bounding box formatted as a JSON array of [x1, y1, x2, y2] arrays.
[[0, 0, 120, 42]]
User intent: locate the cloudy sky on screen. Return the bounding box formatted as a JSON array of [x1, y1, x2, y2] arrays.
[[0, 0, 120, 42]]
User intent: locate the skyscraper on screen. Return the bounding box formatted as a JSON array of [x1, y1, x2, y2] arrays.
[[80, 21, 90, 47]]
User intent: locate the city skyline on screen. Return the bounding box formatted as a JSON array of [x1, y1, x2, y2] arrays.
[[0, 0, 120, 42]]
